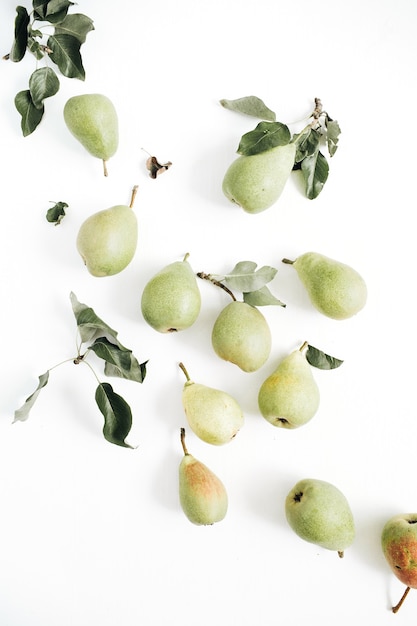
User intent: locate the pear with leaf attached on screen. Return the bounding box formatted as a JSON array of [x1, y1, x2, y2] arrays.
[[141, 254, 201, 332], [381, 513, 417, 613], [63, 93, 118, 176], [76, 185, 138, 277], [258, 342, 320, 428], [179, 362, 244, 445], [283, 252, 367, 320], [179, 428, 228, 525]]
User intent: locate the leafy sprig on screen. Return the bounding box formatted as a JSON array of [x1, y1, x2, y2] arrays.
[[220, 96, 341, 200], [13, 292, 147, 448], [3, 1, 94, 136]]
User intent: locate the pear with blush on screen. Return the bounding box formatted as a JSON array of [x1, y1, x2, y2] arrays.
[[381, 513, 417, 613]]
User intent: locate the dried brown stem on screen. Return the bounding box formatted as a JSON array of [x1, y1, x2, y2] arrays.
[[197, 272, 236, 301], [392, 586, 410, 613], [180, 427, 189, 455], [129, 185, 139, 208]]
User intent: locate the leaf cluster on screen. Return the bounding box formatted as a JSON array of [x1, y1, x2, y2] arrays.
[[220, 95, 341, 200], [4, 1, 94, 136]]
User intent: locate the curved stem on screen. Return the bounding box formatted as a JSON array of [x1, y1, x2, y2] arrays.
[[183, 252, 190, 262], [392, 586, 411, 613], [197, 272, 236, 301], [80, 358, 102, 386], [180, 427, 189, 455], [282, 258, 294, 265], [178, 362, 190, 382]]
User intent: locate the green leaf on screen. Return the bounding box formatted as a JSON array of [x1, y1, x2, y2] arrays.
[[301, 149, 329, 199], [70, 292, 119, 345], [220, 96, 276, 121], [237, 121, 291, 156], [221, 261, 278, 293], [33, 0, 73, 23], [14, 90, 44, 136], [293, 128, 320, 164], [46, 201, 68, 224], [326, 119, 341, 157], [27, 37, 45, 60], [306, 345, 343, 370], [243, 286, 286, 307], [54, 13, 94, 44], [10, 6, 30, 62], [47, 34, 85, 80], [13, 371, 50, 422], [95, 383, 134, 448], [89, 337, 147, 383], [29, 67, 60, 109]]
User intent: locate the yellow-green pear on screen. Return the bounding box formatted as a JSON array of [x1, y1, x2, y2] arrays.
[[285, 478, 355, 557], [222, 143, 296, 214], [63, 93, 118, 176], [211, 300, 271, 372], [179, 428, 228, 525], [76, 186, 138, 277], [283, 252, 367, 320], [141, 254, 201, 332], [179, 363, 244, 445], [258, 342, 320, 428]]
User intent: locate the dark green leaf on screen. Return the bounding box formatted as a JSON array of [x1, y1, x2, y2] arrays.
[[54, 14, 94, 43], [221, 261, 278, 293], [306, 345, 343, 370], [220, 96, 276, 121], [10, 6, 30, 62], [95, 383, 134, 448], [13, 371, 49, 422], [46, 201, 68, 224], [326, 119, 341, 157], [70, 292, 119, 345], [47, 34, 85, 80], [33, 0, 73, 22], [27, 37, 45, 60], [243, 286, 286, 307], [29, 67, 60, 109], [293, 128, 320, 164], [237, 121, 291, 156], [301, 149, 329, 199], [14, 90, 44, 136], [89, 337, 147, 383]]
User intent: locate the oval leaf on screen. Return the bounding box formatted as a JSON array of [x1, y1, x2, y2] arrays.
[[220, 96, 276, 121], [237, 121, 291, 156], [306, 345, 343, 370], [14, 90, 44, 136], [89, 337, 147, 383], [223, 261, 278, 293], [54, 13, 95, 43], [13, 371, 50, 422], [326, 119, 341, 157], [10, 6, 30, 62], [300, 149, 329, 199], [29, 67, 60, 109], [47, 34, 85, 80], [95, 383, 134, 448], [243, 286, 286, 307]]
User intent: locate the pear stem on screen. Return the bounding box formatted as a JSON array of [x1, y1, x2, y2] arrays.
[[180, 427, 189, 455], [196, 272, 236, 301], [103, 160, 108, 177], [178, 362, 190, 382], [282, 258, 294, 265], [183, 252, 190, 262], [299, 341, 309, 354], [392, 586, 411, 613], [129, 185, 139, 208]]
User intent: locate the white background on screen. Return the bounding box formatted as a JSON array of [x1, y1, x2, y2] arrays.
[[0, 1, 416, 624]]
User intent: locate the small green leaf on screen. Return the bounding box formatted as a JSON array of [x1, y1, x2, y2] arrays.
[[27, 37, 45, 60], [10, 6, 30, 62], [89, 337, 147, 383], [47, 34, 85, 80], [46, 201, 68, 224], [95, 383, 134, 448], [243, 286, 286, 307], [70, 292, 119, 345], [306, 345, 343, 370], [29, 67, 60, 109], [237, 121, 291, 156], [14, 90, 44, 136], [326, 119, 341, 157], [13, 371, 50, 422], [220, 96, 276, 121], [221, 261, 278, 293], [301, 149, 329, 199], [293, 128, 320, 164], [54, 13, 94, 43]]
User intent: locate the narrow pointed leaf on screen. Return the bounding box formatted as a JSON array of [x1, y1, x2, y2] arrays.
[[89, 337, 147, 383], [13, 371, 49, 422], [237, 121, 291, 156], [220, 96, 276, 121], [54, 14, 94, 43], [14, 90, 44, 136], [10, 6, 30, 62], [95, 383, 133, 448], [222, 261, 278, 293], [301, 149, 329, 199], [243, 286, 286, 307], [70, 293, 119, 345], [47, 34, 85, 80], [29, 67, 60, 109], [306, 345, 343, 370]]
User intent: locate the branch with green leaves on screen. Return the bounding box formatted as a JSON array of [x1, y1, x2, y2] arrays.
[[13, 292, 148, 448], [3, 1, 94, 136], [220, 96, 341, 200]]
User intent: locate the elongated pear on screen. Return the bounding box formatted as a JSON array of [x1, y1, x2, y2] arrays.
[[141, 254, 201, 332], [222, 143, 296, 214], [63, 93, 118, 176], [179, 363, 244, 445], [211, 300, 271, 372], [283, 252, 367, 320], [285, 478, 355, 557], [258, 342, 319, 428], [179, 428, 228, 525], [76, 186, 138, 277]]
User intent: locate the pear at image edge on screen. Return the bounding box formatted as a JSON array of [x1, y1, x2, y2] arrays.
[[63, 93, 119, 176], [381, 513, 417, 612]]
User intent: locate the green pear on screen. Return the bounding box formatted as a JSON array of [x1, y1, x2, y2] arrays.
[[179, 362, 244, 445], [211, 300, 271, 372], [63, 93, 118, 176], [381, 513, 417, 613], [285, 478, 355, 557], [222, 143, 296, 214], [258, 342, 320, 428], [141, 254, 201, 332], [76, 185, 138, 277], [283, 252, 367, 320], [179, 428, 228, 525]]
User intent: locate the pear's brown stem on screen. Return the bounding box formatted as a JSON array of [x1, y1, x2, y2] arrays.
[[180, 428, 189, 455], [392, 586, 411, 613], [129, 185, 139, 208], [196, 272, 236, 301], [178, 362, 190, 382], [299, 341, 309, 354], [282, 258, 294, 265], [103, 160, 108, 177], [337, 551, 344, 558]]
